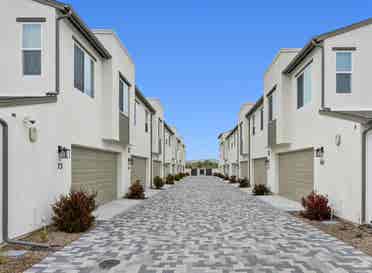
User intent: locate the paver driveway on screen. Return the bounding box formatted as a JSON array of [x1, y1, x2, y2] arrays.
[[27, 177, 372, 273]]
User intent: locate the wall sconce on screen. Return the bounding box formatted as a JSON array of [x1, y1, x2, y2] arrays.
[[128, 157, 133, 167], [264, 158, 270, 169], [58, 145, 71, 160], [315, 147, 324, 158], [335, 134, 341, 146]]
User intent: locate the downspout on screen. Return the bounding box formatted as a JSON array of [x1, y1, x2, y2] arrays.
[[362, 123, 372, 223], [0, 119, 48, 248], [248, 117, 251, 182], [150, 114, 153, 189], [47, 7, 72, 95], [313, 40, 325, 109], [162, 127, 165, 179]]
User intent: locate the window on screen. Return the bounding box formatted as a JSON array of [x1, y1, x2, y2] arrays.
[[22, 24, 41, 75], [240, 124, 243, 153], [145, 110, 149, 132], [260, 108, 264, 130], [252, 114, 256, 135], [119, 78, 129, 115], [297, 65, 311, 109], [169, 135, 171, 146], [134, 101, 139, 125], [336, 52, 352, 93], [74, 44, 94, 97]]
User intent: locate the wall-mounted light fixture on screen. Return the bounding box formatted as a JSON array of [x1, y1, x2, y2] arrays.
[[315, 147, 324, 158], [264, 158, 270, 169], [58, 145, 70, 160]]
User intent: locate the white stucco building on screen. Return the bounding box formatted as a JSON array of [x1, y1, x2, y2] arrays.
[[0, 0, 187, 243]]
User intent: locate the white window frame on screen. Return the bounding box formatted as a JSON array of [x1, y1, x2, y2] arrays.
[[74, 43, 95, 98], [119, 77, 129, 115], [336, 51, 352, 94], [21, 23, 42, 77], [297, 64, 312, 109]]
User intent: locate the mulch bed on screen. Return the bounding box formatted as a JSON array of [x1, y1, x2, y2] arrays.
[[0, 225, 86, 273], [291, 212, 372, 256]]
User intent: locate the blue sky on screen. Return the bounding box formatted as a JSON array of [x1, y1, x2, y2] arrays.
[[69, 0, 371, 160]]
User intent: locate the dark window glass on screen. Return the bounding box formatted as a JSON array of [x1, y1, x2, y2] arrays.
[[119, 80, 124, 112], [336, 73, 351, 93], [297, 74, 304, 109], [23, 50, 41, 75], [74, 45, 84, 92], [260, 108, 264, 129]]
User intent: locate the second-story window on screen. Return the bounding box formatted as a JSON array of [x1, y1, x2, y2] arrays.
[[260, 108, 264, 130], [145, 110, 149, 132], [336, 52, 352, 93], [74, 44, 94, 97], [297, 65, 311, 109], [134, 101, 139, 125], [22, 24, 42, 76], [169, 135, 171, 146], [252, 114, 256, 135], [119, 77, 129, 115]]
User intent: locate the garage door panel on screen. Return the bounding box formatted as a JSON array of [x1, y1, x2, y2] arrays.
[[72, 147, 117, 205], [253, 159, 267, 186], [132, 157, 147, 188], [279, 149, 314, 202]]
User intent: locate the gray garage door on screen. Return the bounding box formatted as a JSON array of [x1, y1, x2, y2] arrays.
[[72, 146, 117, 205], [240, 161, 249, 179], [132, 157, 147, 188], [153, 160, 162, 178], [279, 149, 314, 202], [253, 158, 267, 186]]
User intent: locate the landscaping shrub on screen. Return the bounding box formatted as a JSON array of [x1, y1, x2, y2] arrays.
[[229, 175, 237, 183], [301, 191, 332, 221], [126, 180, 145, 199], [239, 178, 250, 188], [175, 174, 182, 181], [166, 174, 175, 184], [52, 191, 96, 233], [153, 176, 164, 189], [252, 184, 271, 195]]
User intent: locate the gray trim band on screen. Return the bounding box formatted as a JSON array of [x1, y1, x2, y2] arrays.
[[332, 47, 357, 51], [0, 96, 57, 108], [16, 17, 46, 22]]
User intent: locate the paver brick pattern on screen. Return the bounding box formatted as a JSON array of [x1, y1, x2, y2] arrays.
[[26, 177, 372, 273]]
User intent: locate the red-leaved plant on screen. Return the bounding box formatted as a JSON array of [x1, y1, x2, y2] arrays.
[[52, 191, 96, 233], [301, 191, 332, 221]]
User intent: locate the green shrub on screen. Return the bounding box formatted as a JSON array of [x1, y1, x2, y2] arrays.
[[252, 184, 271, 195], [154, 176, 164, 189], [126, 180, 145, 199], [301, 191, 332, 221], [229, 175, 237, 183], [166, 174, 175, 184], [52, 191, 96, 233], [175, 174, 182, 181], [239, 178, 250, 188]]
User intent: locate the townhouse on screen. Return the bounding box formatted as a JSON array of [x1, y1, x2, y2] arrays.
[[218, 130, 231, 176], [129, 87, 156, 189], [219, 18, 372, 224], [0, 0, 186, 243], [163, 122, 175, 177]]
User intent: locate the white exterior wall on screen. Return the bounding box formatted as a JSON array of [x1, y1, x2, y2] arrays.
[[0, 0, 132, 239], [1, 0, 56, 96], [323, 24, 372, 110], [266, 47, 363, 223]]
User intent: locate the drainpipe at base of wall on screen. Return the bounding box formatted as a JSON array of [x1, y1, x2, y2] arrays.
[[0, 118, 49, 248], [361, 123, 372, 224]]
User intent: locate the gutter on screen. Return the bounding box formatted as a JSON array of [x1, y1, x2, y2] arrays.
[[0, 118, 48, 248], [150, 113, 153, 189], [53, 8, 72, 95], [362, 123, 372, 223]]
